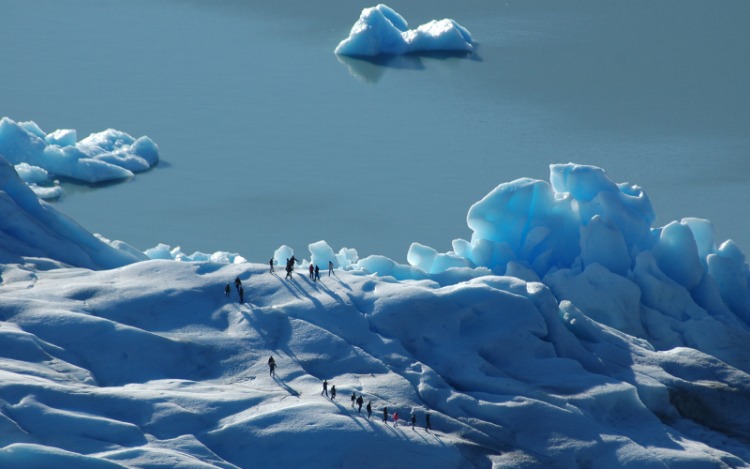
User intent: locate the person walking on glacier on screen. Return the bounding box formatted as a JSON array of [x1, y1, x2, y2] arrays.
[[314, 265, 320, 281], [328, 260, 334, 276], [269, 258, 275, 273], [350, 392, 356, 408], [331, 385, 337, 400], [321, 379, 329, 397], [268, 356, 276, 377], [309, 264, 314, 280], [224, 283, 231, 297], [239, 286, 244, 304], [285, 259, 293, 279], [366, 401, 372, 419], [356, 395, 364, 413], [234, 276, 242, 293]]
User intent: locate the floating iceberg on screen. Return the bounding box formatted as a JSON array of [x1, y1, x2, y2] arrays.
[[0, 117, 159, 194], [335, 4, 474, 57]]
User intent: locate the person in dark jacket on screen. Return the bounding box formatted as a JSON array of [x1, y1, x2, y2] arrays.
[[268, 356, 276, 377], [383, 407, 388, 424], [366, 401, 372, 419], [269, 258, 275, 273], [331, 385, 337, 400], [356, 395, 364, 413], [314, 265, 320, 281], [321, 379, 329, 397], [234, 276, 242, 292], [351, 392, 356, 408], [224, 283, 231, 297]]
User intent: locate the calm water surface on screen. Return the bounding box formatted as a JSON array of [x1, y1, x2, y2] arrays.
[[2, 0, 749, 262]]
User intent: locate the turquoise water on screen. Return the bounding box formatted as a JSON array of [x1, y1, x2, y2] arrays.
[[2, 0, 749, 261]]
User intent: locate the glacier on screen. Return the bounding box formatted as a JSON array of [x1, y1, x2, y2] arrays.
[[2, 137, 750, 467], [335, 4, 474, 57]]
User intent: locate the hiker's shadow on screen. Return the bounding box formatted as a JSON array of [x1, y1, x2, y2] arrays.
[[273, 375, 300, 397], [327, 399, 368, 431]]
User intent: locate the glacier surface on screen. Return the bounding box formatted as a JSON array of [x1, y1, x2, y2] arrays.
[[1, 129, 750, 467]]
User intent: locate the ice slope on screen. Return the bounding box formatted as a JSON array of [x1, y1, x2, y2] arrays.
[[2, 153, 750, 466], [0, 155, 145, 270]]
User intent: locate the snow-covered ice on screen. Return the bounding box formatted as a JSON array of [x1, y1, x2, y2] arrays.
[[2, 128, 750, 468], [335, 4, 474, 57]]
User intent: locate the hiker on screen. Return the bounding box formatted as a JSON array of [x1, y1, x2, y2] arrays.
[[411, 414, 416, 430], [268, 356, 276, 377], [357, 395, 364, 413], [426, 413, 431, 432], [234, 276, 242, 292], [285, 262, 292, 279], [328, 261, 334, 276], [351, 392, 356, 408], [331, 385, 337, 400], [224, 283, 231, 297], [366, 401, 372, 419], [321, 379, 329, 397], [314, 265, 320, 281], [239, 286, 244, 304], [383, 407, 388, 424], [269, 258, 275, 273], [393, 411, 399, 427], [309, 264, 314, 280]]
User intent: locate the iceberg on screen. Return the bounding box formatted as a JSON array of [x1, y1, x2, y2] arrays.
[[335, 4, 474, 57], [0, 117, 159, 196]]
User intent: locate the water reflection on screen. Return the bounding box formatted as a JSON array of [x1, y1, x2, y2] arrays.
[[337, 49, 481, 83]]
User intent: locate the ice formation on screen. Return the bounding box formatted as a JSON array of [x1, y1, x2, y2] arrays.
[[335, 4, 474, 57], [0, 155, 144, 269], [0, 117, 159, 198], [2, 120, 750, 468]]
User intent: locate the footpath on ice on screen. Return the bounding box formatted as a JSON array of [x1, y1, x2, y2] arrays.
[[1, 151, 750, 467]]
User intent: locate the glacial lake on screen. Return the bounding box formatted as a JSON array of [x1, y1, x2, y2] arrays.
[[2, 0, 749, 262]]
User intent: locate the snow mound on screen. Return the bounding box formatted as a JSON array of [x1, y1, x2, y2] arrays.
[[335, 4, 474, 57]]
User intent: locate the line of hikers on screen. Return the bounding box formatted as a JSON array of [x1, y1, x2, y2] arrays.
[[269, 257, 335, 280], [225, 257, 337, 302], [224, 276, 245, 303], [320, 378, 432, 431]]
